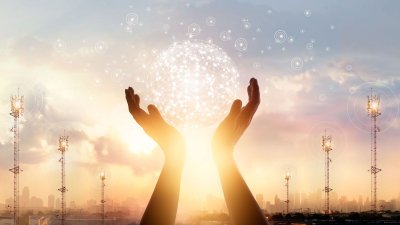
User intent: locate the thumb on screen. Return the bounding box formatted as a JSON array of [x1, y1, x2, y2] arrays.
[[147, 104, 164, 121], [226, 99, 242, 121]]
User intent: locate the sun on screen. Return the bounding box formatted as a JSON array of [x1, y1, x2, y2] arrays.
[[119, 122, 157, 155], [110, 105, 157, 155]]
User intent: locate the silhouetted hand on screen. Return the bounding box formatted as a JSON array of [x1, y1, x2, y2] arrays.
[[125, 87, 185, 225], [212, 78, 260, 161], [211, 78, 267, 225], [125, 87, 185, 162]]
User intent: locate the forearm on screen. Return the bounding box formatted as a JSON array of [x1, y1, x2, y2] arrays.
[[215, 155, 268, 225], [140, 157, 184, 225]]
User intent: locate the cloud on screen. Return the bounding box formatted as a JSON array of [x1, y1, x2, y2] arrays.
[[261, 72, 313, 112], [11, 36, 53, 67], [88, 130, 163, 175]]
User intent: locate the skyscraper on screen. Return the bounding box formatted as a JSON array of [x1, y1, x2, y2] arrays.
[[48, 195, 55, 209], [21, 187, 30, 208], [256, 193, 264, 209]]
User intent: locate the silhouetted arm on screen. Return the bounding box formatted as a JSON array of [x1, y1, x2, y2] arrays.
[[212, 78, 268, 225], [125, 87, 185, 225]]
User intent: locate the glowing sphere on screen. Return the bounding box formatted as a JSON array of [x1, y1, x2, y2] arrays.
[[146, 40, 240, 127]]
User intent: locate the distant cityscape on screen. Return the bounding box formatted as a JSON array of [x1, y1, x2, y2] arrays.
[[2, 186, 400, 215], [256, 192, 400, 213], [0, 187, 144, 216]]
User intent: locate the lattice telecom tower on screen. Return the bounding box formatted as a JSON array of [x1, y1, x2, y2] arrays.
[[367, 88, 381, 213], [58, 133, 69, 225], [100, 171, 106, 225], [9, 90, 24, 225], [284, 172, 291, 214], [322, 131, 333, 214]]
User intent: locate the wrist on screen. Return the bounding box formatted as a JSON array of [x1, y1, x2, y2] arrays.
[[212, 147, 234, 164], [164, 148, 185, 167]]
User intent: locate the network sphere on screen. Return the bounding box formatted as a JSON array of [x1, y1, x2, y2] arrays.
[[146, 40, 240, 127]]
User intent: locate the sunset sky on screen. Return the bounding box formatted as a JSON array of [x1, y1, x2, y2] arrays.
[[1, 0, 400, 216]]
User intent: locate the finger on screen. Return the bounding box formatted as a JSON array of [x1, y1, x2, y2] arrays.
[[243, 78, 260, 115], [125, 89, 134, 109], [134, 94, 140, 107], [126, 87, 148, 123], [236, 79, 260, 130], [219, 99, 242, 129], [226, 99, 242, 120], [249, 78, 260, 105], [147, 104, 164, 122], [128, 86, 134, 96], [128, 87, 137, 106], [247, 83, 251, 102]]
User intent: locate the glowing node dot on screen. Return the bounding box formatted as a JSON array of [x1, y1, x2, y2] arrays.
[[54, 39, 67, 52], [234, 38, 248, 52], [220, 31, 231, 41], [126, 13, 139, 26], [291, 57, 303, 70], [205, 16, 216, 26], [304, 10, 312, 17], [146, 40, 240, 127], [94, 41, 107, 54], [241, 18, 251, 29], [187, 23, 201, 37], [274, 30, 287, 43]]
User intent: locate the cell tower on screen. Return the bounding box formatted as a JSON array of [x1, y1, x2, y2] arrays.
[[284, 172, 291, 214], [322, 131, 333, 214], [9, 90, 24, 225], [100, 171, 106, 225], [367, 88, 381, 213], [58, 133, 69, 225]]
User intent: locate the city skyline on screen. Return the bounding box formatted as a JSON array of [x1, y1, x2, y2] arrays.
[[1, 0, 400, 219], [2, 186, 400, 214]]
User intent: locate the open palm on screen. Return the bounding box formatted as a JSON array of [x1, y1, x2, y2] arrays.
[[125, 87, 185, 160], [212, 78, 260, 159]]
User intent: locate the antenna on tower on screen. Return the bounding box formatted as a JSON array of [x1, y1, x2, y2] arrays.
[[100, 171, 106, 225], [322, 130, 333, 214], [367, 88, 381, 213], [9, 89, 24, 225], [284, 171, 291, 214], [58, 131, 69, 225]]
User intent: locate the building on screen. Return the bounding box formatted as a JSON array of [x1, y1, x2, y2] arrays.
[[48, 195, 55, 209], [22, 186, 30, 208], [256, 194, 264, 210], [29, 215, 135, 225], [0, 216, 13, 225]]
